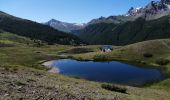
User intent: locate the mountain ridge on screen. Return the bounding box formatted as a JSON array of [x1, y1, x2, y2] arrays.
[[44, 19, 85, 33], [85, 0, 170, 25], [77, 14, 170, 45]]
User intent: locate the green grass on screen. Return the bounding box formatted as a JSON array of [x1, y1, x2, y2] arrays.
[[71, 39, 170, 91], [0, 32, 72, 69], [63, 47, 94, 54], [0, 32, 34, 46], [0, 45, 72, 70], [73, 39, 170, 72], [1, 32, 170, 99]]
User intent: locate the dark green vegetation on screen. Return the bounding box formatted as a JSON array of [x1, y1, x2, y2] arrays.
[[0, 11, 83, 45], [156, 58, 170, 66], [143, 53, 153, 58], [77, 16, 170, 45], [93, 54, 114, 61], [101, 84, 127, 94], [63, 47, 94, 54]]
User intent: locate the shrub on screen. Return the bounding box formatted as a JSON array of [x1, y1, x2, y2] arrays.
[[101, 84, 127, 94], [75, 57, 83, 61], [68, 55, 73, 59], [156, 58, 170, 65], [143, 53, 153, 58], [66, 48, 93, 54], [93, 55, 112, 61], [0, 43, 14, 47], [71, 76, 81, 79], [15, 81, 26, 86]]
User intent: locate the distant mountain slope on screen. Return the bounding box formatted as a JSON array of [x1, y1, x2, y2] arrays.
[[77, 16, 170, 45], [0, 11, 83, 45], [75, 0, 170, 45], [44, 19, 85, 33]]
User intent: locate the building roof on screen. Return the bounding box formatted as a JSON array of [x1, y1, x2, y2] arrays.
[[101, 45, 113, 50]]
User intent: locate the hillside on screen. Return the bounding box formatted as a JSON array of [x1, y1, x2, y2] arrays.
[[77, 16, 170, 45], [72, 39, 170, 74], [0, 11, 83, 45], [0, 31, 34, 47], [75, 0, 170, 45], [71, 39, 170, 92]]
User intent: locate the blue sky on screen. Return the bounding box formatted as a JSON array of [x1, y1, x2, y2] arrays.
[[0, 0, 154, 23]]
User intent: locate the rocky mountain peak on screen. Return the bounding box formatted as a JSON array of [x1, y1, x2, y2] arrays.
[[126, 0, 170, 19], [126, 7, 142, 16], [162, 0, 170, 4], [45, 19, 85, 33]]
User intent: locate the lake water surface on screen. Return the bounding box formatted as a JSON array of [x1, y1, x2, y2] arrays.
[[49, 59, 164, 86]]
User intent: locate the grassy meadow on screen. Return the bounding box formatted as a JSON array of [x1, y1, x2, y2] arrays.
[[1, 32, 170, 99]]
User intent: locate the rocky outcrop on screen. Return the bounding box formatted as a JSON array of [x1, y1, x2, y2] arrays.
[[126, 0, 170, 20], [45, 19, 85, 33]]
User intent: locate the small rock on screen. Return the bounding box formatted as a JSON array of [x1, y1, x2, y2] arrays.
[[114, 96, 121, 100], [18, 86, 22, 89], [4, 93, 9, 96]]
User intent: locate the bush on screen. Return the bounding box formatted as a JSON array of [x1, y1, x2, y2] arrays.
[[66, 48, 93, 54], [0, 30, 3, 33], [101, 84, 127, 94], [143, 53, 153, 58], [156, 58, 170, 65], [75, 57, 83, 61], [0, 43, 14, 47], [93, 55, 111, 61]]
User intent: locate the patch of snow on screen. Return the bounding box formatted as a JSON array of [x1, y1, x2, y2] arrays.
[[166, 4, 170, 9], [73, 23, 85, 26]]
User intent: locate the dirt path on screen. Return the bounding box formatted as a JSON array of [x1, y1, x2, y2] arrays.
[[161, 40, 170, 48]]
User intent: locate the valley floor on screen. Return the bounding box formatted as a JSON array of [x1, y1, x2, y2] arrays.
[[0, 36, 170, 99]]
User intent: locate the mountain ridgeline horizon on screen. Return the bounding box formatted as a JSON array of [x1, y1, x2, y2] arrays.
[[1, 0, 170, 45]]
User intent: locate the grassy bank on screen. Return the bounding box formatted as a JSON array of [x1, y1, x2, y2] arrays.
[[0, 32, 73, 69], [72, 39, 170, 73], [1, 66, 170, 100], [71, 39, 170, 92]]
